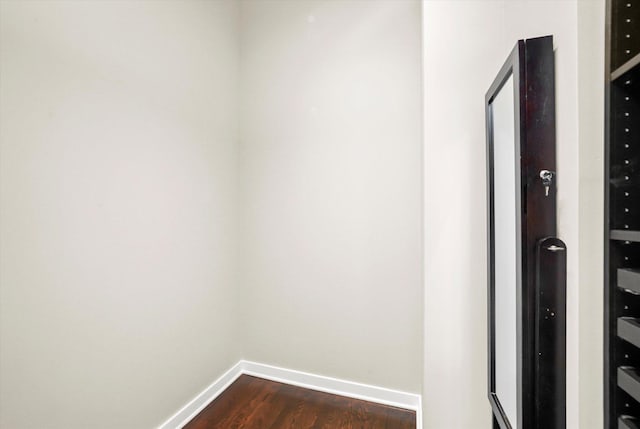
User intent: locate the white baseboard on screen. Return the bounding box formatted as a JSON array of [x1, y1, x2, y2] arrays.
[[159, 359, 423, 429], [157, 361, 243, 429], [241, 360, 423, 425]]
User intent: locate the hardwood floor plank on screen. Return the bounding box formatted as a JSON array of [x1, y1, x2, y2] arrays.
[[186, 376, 263, 428], [385, 403, 417, 429], [267, 383, 319, 429], [182, 375, 416, 429], [308, 389, 342, 429]]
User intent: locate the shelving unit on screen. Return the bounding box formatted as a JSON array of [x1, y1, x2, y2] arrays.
[[606, 1, 640, 427]]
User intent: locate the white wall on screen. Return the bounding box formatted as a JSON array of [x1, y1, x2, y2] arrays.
[[423, 1, 604, 428], [577, 1, 605, 428], [239, 0, 424, 393], [422, 2, 505, 427], [0, 1, 240, 428]]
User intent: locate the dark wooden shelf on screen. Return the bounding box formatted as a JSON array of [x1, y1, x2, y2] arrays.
[[611, 230, 640, 242], [618, 269, 640, 295], [606, 2, 640, 427], [619, 318, 640, 348], [612, 53, 640, 82], [620, 415, 640, 429], [619, 367, 640, 403]]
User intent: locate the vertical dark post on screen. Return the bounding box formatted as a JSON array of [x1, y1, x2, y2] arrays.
[[522, 35, 559, 429], [535, 237, 567, 428]]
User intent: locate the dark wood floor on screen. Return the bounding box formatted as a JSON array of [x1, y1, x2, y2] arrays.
[[183, 375, 416, 429]]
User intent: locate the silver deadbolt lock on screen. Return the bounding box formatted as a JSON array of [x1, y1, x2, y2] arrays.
[[540, 170, 555, 197]]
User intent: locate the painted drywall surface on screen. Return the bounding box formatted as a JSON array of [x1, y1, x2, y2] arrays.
[[0, 1, 240, 428], [239, 0, 423, 393], [577, 1, 605, 428], [423, 1, 601, 428], [422, 2, 505, 428]]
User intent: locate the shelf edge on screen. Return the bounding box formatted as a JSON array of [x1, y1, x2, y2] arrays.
[[610, 230, 640, 242], [612, 52, 640, 81]]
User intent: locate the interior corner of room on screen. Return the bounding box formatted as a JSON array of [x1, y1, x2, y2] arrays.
[[0, 0, 610, 428]]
